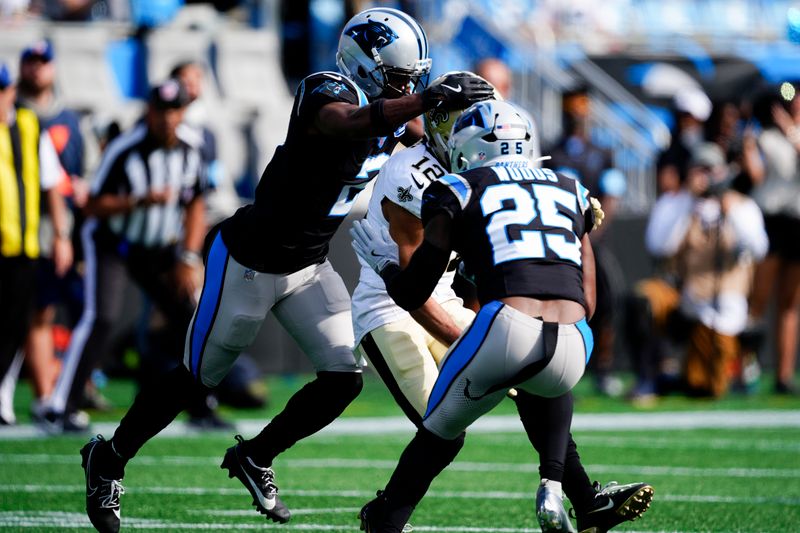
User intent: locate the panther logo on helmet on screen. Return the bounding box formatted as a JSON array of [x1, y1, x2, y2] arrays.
[[345, 20, 398, 57]]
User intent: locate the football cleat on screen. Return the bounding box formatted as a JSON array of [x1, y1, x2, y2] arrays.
[[536, 479, 577, 533], [359, 490, 413, 533], [220, 434, 291, 523], [80, 435, 125, 533], [574, 481, 655, 533]]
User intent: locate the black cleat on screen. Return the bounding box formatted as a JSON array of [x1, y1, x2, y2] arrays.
[[574, 481, 654, 533], [359, 490, 412, 533], [220, 434, 290, 523], [80, 435, 125, 533]]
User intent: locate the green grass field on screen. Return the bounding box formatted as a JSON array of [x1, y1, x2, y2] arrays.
[[1, 373, 799, 532]]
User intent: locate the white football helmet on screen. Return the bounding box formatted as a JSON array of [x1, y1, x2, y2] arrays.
[[448, 100, 540, 172], [336, 7, 432, 99], [423, 71, 503, 168]]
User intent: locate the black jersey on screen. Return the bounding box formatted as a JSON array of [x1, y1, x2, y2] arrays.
[[221, 72, 404, 273], [421, 164, 593, 306]]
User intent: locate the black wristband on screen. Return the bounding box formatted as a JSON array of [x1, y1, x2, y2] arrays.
[[369, 98, 394, 135]]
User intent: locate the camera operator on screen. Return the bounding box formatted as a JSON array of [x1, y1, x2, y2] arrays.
[[628, 142, 768, 399]]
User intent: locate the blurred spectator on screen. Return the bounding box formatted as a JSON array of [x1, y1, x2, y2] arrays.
[[1, 0, 30, 19], [0, 62, 72, 425], [705, 100, 765, 197], [15, 40, 91, 418], [656, 87, 713, 195], [474, 58, 513, 101], [545, 84, 627, 397], [44, 79, 230, 431], [35, 0, 95, 20], [628, 143, 767, 400], [170, 60, 241, 225], [747, 84, 800, 395]]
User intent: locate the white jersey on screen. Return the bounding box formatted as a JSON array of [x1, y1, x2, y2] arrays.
[[352, 142, 461, 345]]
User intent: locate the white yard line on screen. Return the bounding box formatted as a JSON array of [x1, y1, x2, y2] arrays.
[[0, 511, 754, 532], [0, 484, 798, 505], [1, 453, 798, 479], [1, 409, 799, 440]]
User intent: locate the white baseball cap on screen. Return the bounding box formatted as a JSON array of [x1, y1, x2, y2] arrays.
[[673, 87, 712, 122]]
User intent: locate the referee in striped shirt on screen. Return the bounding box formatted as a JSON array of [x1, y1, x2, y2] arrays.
[[45, 79, 224, 431]]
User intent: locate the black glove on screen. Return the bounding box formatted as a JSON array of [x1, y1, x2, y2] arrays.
[[421, 72, 495, 111]]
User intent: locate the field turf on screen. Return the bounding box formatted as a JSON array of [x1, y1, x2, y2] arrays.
[[1, 373, 798, 532]]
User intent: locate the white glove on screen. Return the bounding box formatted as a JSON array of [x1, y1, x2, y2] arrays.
[[350, 219, 399, 274], [590, 196, 605, 231]]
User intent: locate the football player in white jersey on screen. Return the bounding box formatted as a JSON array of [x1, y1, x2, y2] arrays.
[[352, 82, 654, 533]]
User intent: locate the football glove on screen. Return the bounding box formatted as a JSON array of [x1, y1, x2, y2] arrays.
[[350, 219, 399, 275], [421, 72, 495, 111], [590, 196, 605, 231]]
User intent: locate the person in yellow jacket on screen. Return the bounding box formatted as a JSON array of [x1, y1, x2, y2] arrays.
[[0, 62, 71, 425]]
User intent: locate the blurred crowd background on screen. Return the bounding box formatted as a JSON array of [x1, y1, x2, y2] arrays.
[[2, 0, 800, 429]]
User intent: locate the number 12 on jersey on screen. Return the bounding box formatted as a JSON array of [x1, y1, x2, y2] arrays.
[[480, 183, 582, 266]]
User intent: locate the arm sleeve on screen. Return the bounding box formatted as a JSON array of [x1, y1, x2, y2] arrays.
[[38, 131, 64, 191], [381, 239, 452, 311]]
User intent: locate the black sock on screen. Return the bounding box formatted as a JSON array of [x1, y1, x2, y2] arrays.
[[92, 438, 126, 480], [515, 391, 573, 482], [242, 372, 362, 465], [563, 435, 596, 514], [112, 365, 205, 460], [381, 427, 465, 524]]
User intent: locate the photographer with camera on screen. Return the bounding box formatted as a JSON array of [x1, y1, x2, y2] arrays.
[[627, 142, 768, 399]]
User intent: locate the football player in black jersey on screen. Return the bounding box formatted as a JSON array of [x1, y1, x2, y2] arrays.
[[352, 100, 654, 532], [78, 8, 495, 533]]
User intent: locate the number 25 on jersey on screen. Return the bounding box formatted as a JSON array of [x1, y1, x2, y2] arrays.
[[480, 183, 582, 266]]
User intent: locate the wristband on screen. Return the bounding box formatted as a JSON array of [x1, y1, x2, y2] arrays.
[[369, 98, 394, 134], [178, 249, 202, 267]]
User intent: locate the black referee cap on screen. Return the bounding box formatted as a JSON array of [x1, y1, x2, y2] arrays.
[[149, 79, 190, 110]]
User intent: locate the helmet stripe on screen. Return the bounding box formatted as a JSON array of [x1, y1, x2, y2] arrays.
[[371, 8, 426, 61]]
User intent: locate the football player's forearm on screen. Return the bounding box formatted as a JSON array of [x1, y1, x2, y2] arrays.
[[410, 301, 462, 346], [322, 95, 427, 138], [580, 234, 597, 320]]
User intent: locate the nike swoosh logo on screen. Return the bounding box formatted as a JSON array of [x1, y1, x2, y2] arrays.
[[244, 457, 277, 510], [441, 83, 462, 93], [370, 251, 381, 257], [587, 498, 615, 514], [322, 73, 342, 81]]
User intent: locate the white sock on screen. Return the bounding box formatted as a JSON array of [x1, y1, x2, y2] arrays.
[[542, 478, 563, 499]]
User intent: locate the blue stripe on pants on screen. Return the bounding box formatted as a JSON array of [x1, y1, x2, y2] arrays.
[[575, 317, 594, 364], [190, 233, 228, 377], [424, 300, 503, 419]]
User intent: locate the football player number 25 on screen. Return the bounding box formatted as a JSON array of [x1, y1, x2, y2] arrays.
[[480, 183, 581, 265]]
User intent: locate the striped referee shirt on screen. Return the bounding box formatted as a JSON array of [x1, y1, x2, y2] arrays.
[[90, 122, 207, 249]]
